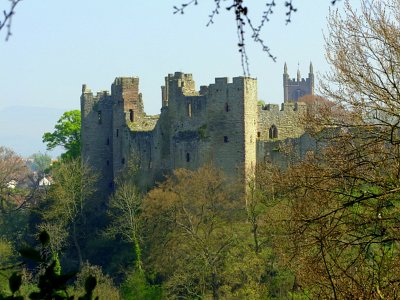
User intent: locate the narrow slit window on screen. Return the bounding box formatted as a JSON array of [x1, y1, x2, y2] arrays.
[[257, 132, 261, 138], [188, 103, 192, 117], [129, 109, 134, 122], [225, 103, 229, 112], [186, 152, 190, 162], [116, 129, 119, 137], [121, 158, 125, 164], [224, 136, 229, 143], [106, 137, 110, 145]]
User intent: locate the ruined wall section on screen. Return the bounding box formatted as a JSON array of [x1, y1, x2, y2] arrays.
[[161, 74, 258, 180], [80, 86, 114, 193], [256, 133, 317, 166], [111, 77, 143, 177], [165, 72, 208, 171], [81, 71, 311, 192], [257, 102, 306, 141]]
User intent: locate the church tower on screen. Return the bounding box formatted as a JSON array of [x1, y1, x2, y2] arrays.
[[283, 62, 314, 102]]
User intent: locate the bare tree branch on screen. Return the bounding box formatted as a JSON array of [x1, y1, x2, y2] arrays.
[[0, 0, 22, 41]]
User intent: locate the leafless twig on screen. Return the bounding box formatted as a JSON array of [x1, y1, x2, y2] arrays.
[[174, 0, 342, 75], [0, 0, 22, 41]]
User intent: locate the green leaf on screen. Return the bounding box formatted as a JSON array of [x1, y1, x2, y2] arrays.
[[9, 272, 22, 294]]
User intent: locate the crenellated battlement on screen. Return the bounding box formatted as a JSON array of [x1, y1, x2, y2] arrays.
[[261, 102, 307, 112], [113, 77, 139, 87], [81, 70, 309, 192]]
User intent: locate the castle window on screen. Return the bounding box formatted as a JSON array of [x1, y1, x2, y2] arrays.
[[257, 132, 261, 138], [106, 160, 110, 166], [225, 103, 229, 112], [98, 111, 102, 124], [188, 103, 192, 117], [116, 129, 119, 137], [269, 125, 278, 139], [186, 152, 190, 162], [106, 138, 110, 145], [224, 136, 229, 143], [121, 158, 125, 164], [129, 109, 134, 122]]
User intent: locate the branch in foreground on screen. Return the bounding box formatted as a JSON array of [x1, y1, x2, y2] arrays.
[[0, 0, 22, 41]]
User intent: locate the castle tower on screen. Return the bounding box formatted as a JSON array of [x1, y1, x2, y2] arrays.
[[111, 77, 144, 176], [80, 86, 114, 194], [283, 62, 314, 102]]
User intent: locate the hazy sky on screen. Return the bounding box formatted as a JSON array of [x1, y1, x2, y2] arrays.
[[0, 0, 352, 156]]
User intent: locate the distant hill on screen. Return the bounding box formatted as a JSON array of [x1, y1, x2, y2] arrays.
[[0, 106, 68, 158]]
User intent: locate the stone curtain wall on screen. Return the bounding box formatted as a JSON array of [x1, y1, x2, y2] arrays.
[[80, 87, 114, 193], [81, 72, 310, 191], [257, 102, 306, 141]]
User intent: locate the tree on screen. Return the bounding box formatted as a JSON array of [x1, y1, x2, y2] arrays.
[[142, 166, 268, 299], [44, 158, 97, 268], [0, 146, 28, 212], [259, 1, 400, 298], [106, 159, 144, 271], [29, 152, 52, 176], [73, 263, 120, 299], [42, 110, 81, 160]]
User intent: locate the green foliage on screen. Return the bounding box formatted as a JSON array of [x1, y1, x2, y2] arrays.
[[73, 263, 119, 300], [44, 157, 97, 268], [0, 231, 105, 300], [42, 110, 81, 160], [106, 181, 142, 270], [120, 271, 162, 300], [142, 166, 272, 299], [29, 152, 52, 175], [197, 124, 208, 140], [0, 239, 19, 296]]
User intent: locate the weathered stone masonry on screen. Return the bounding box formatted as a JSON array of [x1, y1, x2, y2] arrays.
[[81, 68, 312, 192]]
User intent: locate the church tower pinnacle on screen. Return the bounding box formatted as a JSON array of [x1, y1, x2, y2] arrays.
[[283, 62, 315, 102]]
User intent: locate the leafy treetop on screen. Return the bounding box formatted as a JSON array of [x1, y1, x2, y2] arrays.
[[42, 110, 81, 160]]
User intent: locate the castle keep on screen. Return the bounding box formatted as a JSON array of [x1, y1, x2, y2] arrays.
[[81, 66, 312, 191]]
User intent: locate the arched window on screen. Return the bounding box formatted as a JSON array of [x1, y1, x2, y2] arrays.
[[269, 125, 278, 139]]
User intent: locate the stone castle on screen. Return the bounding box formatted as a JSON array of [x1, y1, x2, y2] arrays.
[[81, 64, 314, 191]]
